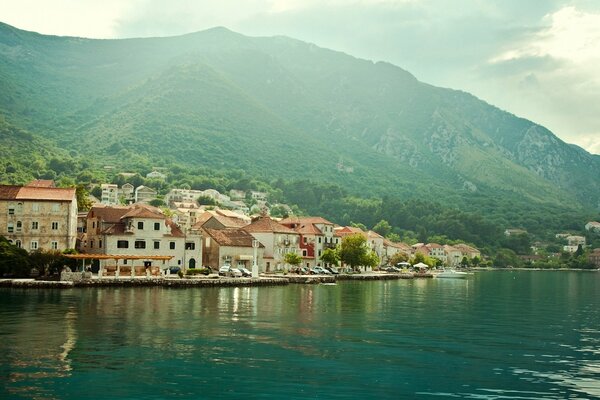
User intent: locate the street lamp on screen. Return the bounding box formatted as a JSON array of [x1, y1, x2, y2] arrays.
[[252, 239, 259, 278]]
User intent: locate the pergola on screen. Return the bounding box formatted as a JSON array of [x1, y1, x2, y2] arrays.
[[64, 254, 174, 278]]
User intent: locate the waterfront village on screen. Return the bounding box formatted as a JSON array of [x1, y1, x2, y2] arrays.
[[1, 177, 600, 285]]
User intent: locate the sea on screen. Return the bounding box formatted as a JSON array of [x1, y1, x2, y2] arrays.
[[1, 270, 599, 399]]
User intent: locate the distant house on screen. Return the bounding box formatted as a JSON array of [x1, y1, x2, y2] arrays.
[[585, 221, 600, 232], [443, 245, 463, 267], [0, 182, 78, 252], [81, 204, 201, 273], [426, 243, 446, 263], [589, 248, 600, 267], [134, 185, 157, 204], [243, 216, 301, 272], [120, 183, 135, 203], [504, 228, 527, 236], [203, 228, 264, 271], [146, 171, 166, 180], [100, 184, 119, 205], [250, 191, 267, 202], [229, 189, 246, 201], [566, 235, 586, 246], [164, 188, 205, 205], [453, 243, 481, 259], [280, 216, 340, 268]]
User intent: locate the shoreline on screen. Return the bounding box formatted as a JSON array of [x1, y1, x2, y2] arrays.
[[1, 268, 597, 289]]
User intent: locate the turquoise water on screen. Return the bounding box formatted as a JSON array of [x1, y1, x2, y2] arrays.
[[1, 271, 600, 399]]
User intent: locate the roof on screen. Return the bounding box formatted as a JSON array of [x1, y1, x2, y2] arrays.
[[427, 243, 443, 248], [120, 204, 165, 220], [295, 223, 323, 235], [453, 243, 480, 253], [88, 204, 131, 223], [204, 228, 263, 247], [280, 216, 334, 225], [243, 216, 297, 234], [0, 184, 76, 202], [166, 220, 185, 237], [26, 179, 55, 188], [367, 230, 384, 239]]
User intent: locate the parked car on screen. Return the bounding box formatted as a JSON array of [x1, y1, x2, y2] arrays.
[[311, 266, 332, 275], [385, 266, 401, 273], [218, 265, 242, 277], [238, 266, 252, 277], [169, 267, 181, 275], [325, 266, 340, 275]]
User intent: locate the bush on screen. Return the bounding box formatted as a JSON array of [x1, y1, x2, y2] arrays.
[[185, 267, 211, 276]]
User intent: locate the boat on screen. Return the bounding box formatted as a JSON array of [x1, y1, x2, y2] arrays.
[[435, 269, 468, 279]]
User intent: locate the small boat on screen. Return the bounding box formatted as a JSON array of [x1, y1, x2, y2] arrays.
[[435, 269, 468, 279]]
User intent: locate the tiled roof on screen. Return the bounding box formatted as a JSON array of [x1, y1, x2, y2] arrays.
[[205, 228, 263, 247], [0, 185, 76, 201], [244, 216, 297, 234], [0, 185, 22, 200], [427, 243, 443, 248], [166, 220, 185, 237], [295, 223, 323, 235], [88, 205, 130, 223], [120, 204, 165, 220], [26, 179, 55, 188], [367, 230, 384, 239], [280, 216, 333, 225]]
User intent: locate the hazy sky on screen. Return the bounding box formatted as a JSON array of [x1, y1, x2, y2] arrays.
[[2, 0, 599, 154]]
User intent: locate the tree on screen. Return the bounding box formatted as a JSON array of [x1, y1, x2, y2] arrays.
[[320, 247, 340, 266], [149, 198, 165, 207], [284, 252, 302, 271], [360, 250, 380, 270], [372, 219, 392, 237], [197, 195, 217, 206], [76, 184, 93, 212], [0, 236, 30, 277], [389, 252, 409, 265], [493, 248, 519, 268], [339, 234, 370, 271]]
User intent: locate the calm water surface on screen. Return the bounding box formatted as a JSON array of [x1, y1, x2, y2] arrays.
[[1, 271, 599, 399]]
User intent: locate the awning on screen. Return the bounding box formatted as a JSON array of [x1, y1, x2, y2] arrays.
[[236, 255, 253, 261]]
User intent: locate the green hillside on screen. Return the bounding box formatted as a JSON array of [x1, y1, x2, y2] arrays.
[[0, 22, 598, 232]]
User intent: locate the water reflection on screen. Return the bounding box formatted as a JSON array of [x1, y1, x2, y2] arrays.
[[1, 272, 599, 399]]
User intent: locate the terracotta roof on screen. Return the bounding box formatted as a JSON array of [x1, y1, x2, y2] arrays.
[[26, 179, 55, 188], [280, 216, 333, 225], [205, 228, 264, 247], [427, 243, 443, 248], [453, 243, 480, 253], [88, 205, 130, 223], [102, 222, 128, 235], [295, 223, 323, 235], [0, 185, 22, 200], [0, 185, 76, 202], [367, 230, 384, 239], [120, 204, 165, 220], [243, 216, 297, 234], [384, 239, 411, 251], [166, 220, 185, 237]]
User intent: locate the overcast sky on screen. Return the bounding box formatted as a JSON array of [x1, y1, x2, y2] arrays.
[[2, 0, 599, 154]]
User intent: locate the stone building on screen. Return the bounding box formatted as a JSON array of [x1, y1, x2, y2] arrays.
[[0, 182, 77, 252]]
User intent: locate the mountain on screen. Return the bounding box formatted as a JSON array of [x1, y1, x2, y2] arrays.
[[0, 22, 598, 217]]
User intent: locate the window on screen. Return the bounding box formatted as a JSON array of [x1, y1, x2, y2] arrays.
[[123, 259, 127, 265], [318, 237, 322, 244], [15, 240, 21, 248], [99, 240, 102, 248], [137, 221, 144, 230], [52, 222, 59, 230], [302, 249, 307, 256], [52, 204, 60, 212], [31, 221, 39, 230], [303, 237, 307, 244], [177, 260, 181, 265], [185, 242, 195, 250], [117, 240, 129, 249], [16, 221, 22, 232], [16, 203, 23, 213], [170, 242, 175, 250], [7, 223, 14, 233], [8, 207, 14, 215], [30, 241, 38, 250], [32, 203, 40, 213], [90, 240, 94, 248], [154, 241, 160, 250], [135, 240, 146, 249], [154, 222, 160, 231], [51, 241, 58, 250]]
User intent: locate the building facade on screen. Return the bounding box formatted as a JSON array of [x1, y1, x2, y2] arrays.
[[0, 183, 78, 252]]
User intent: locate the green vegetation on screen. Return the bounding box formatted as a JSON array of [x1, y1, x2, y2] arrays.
[[284, 252, 302, 270], [338, 234, 380, 271], [0, 237, 77, 277], [0, 22, 599, 263]]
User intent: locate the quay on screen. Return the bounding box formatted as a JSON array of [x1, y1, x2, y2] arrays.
[[0, 272, 433, 289]]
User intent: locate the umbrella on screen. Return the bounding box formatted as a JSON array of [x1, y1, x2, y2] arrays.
[[413, 262, 430, 269]]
